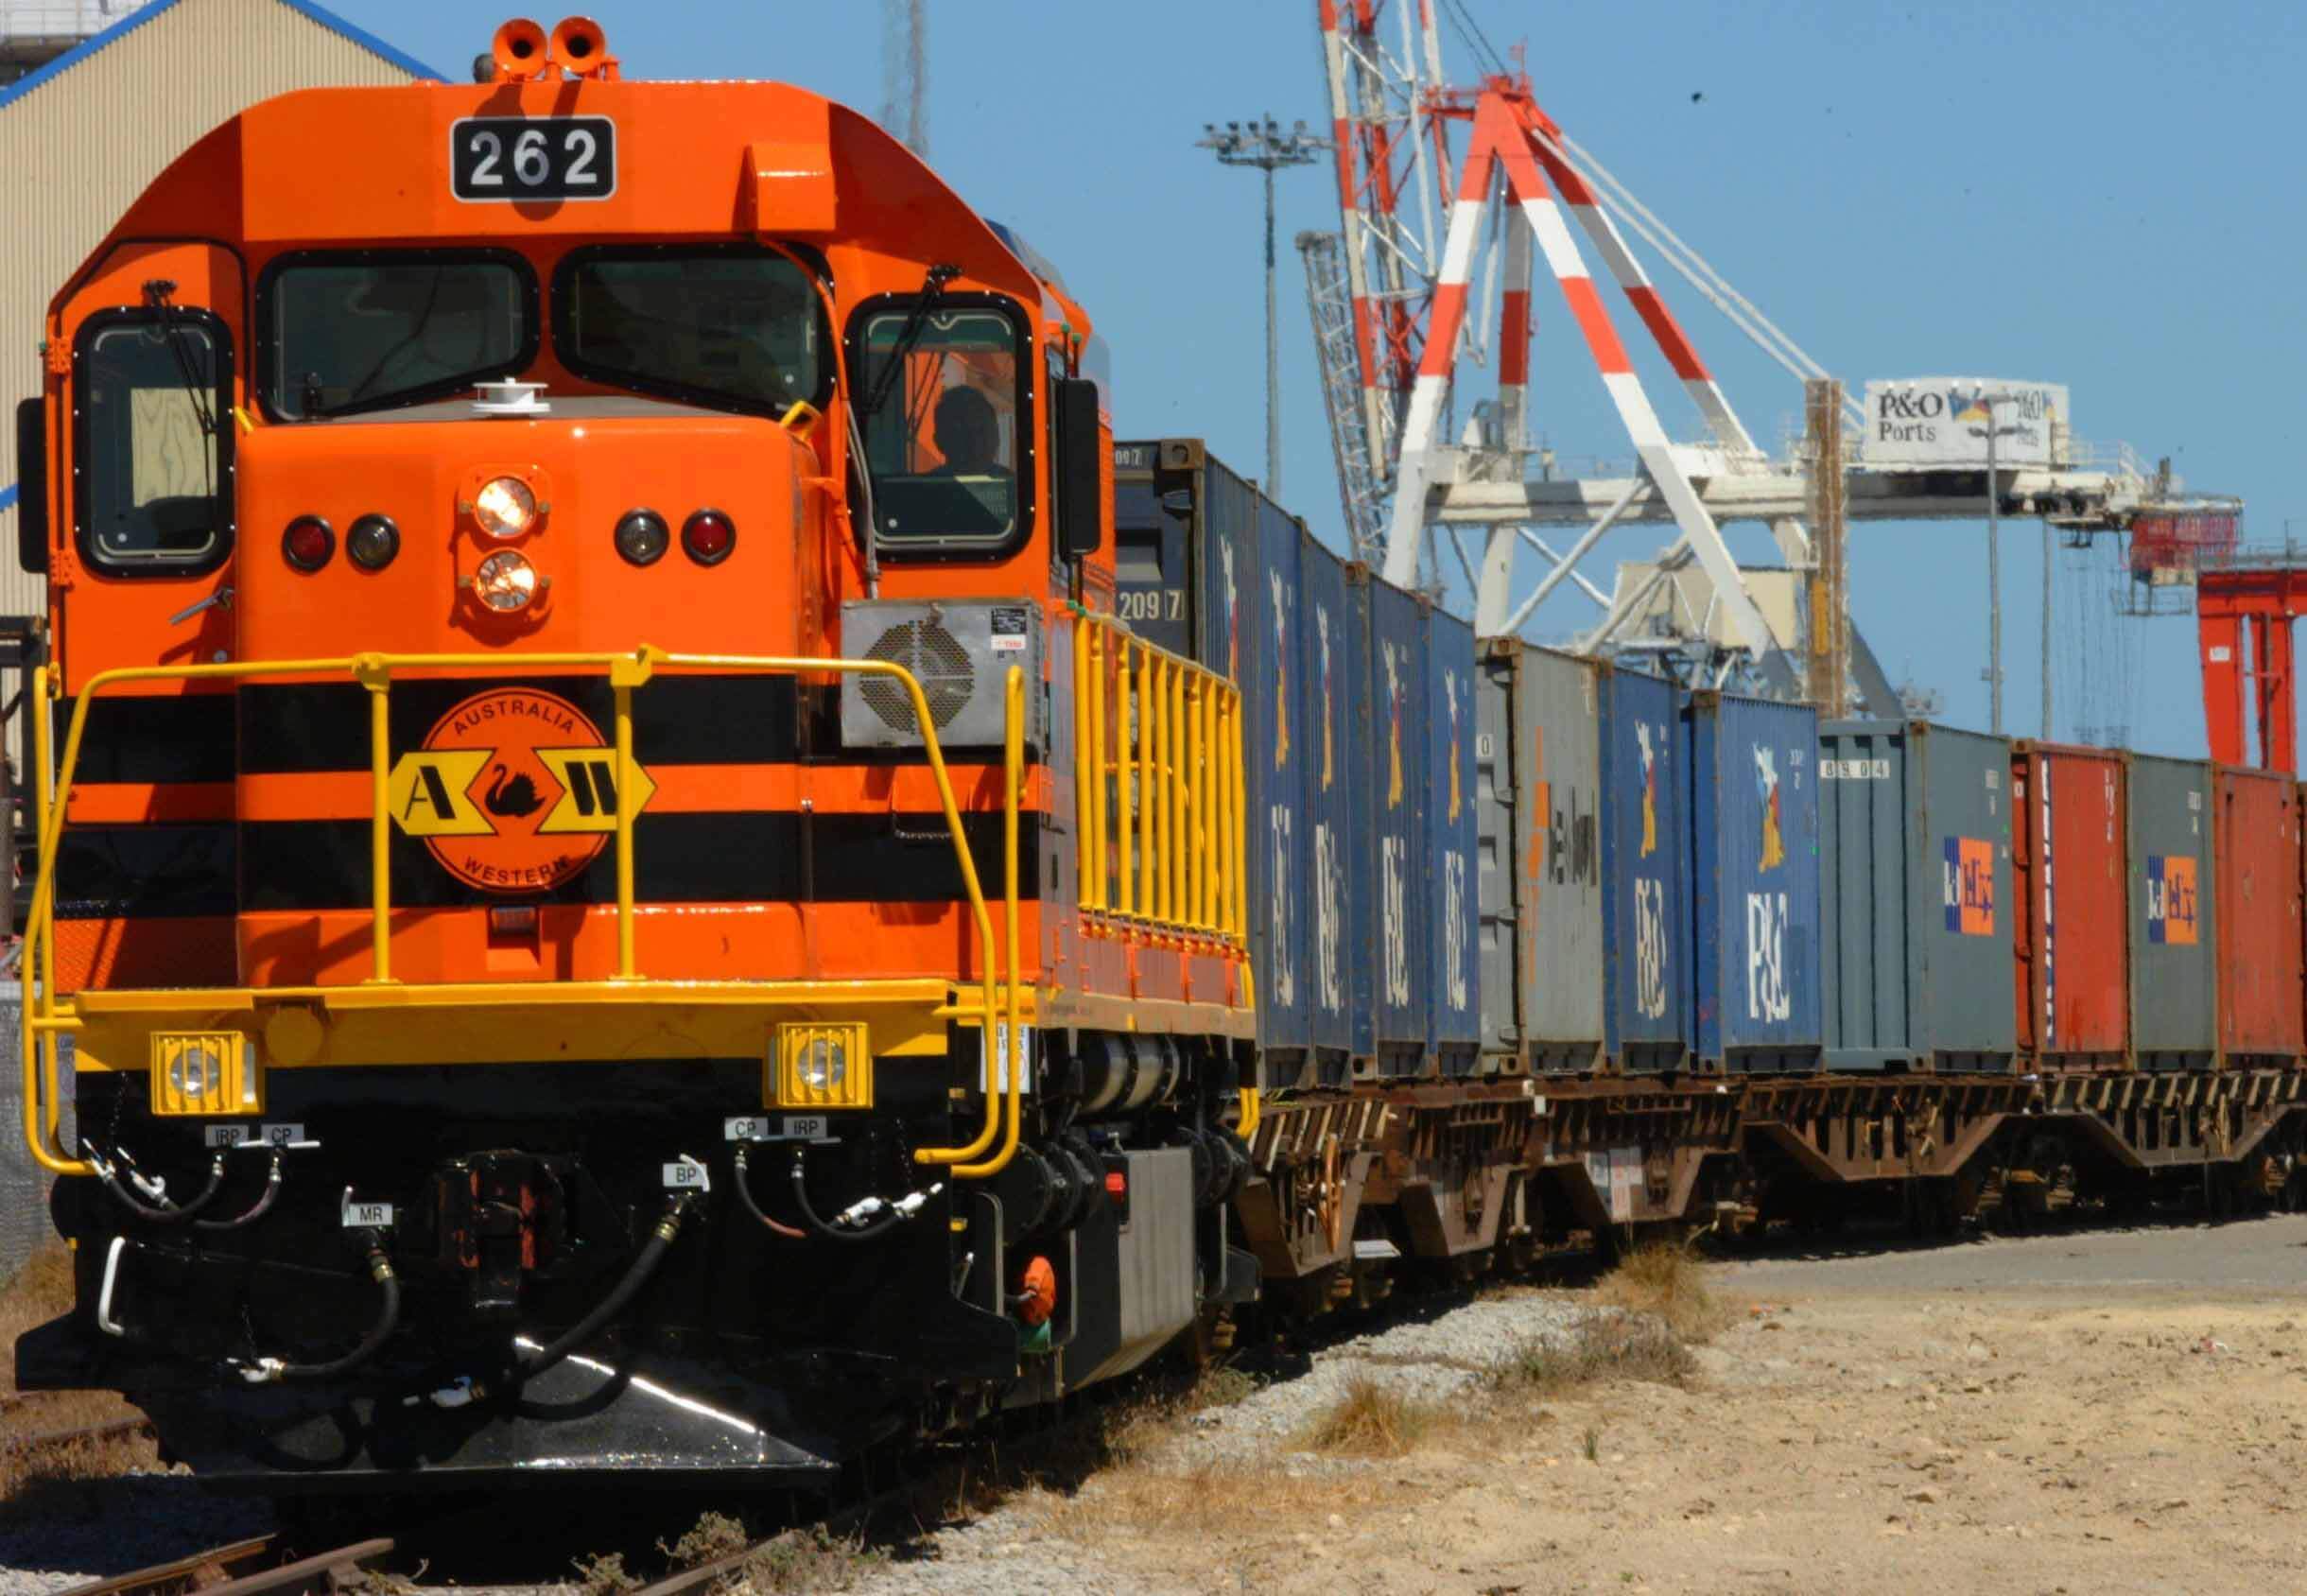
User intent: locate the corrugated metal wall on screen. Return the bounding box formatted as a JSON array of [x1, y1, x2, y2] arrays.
[[0, 0, 428, 620]]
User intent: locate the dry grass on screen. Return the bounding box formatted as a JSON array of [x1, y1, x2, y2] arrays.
[[0, 1243, 153, 1507], [1297, 1372, 1444, 1458], [1594, 1242, 1733, 1343], [1040, 1457, 1386, 1542], [1483, 1313, 1699, 1400], [720, 1527, 887, 1594]]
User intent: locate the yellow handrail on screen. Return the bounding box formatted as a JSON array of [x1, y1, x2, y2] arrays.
[[1067, 607, 1248, 955], [22, 647, 1007, 1180], [952, 667, 1026, 1180]]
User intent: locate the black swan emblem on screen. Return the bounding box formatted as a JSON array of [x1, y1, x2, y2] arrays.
[[484, 763, 545, 819]]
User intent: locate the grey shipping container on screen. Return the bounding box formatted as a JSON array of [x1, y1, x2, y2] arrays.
[[1425, 605, 1481, 1070], [1817, 720, 2016, 1072], [1689, 692, 1823, 1072], [2126, 753, 2217, 1070], [1479, 642, 1608, 1072], [1598, 667, 1691, 1071]]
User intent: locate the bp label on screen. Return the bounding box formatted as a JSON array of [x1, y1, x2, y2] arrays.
[[388, 686, 656, 893]]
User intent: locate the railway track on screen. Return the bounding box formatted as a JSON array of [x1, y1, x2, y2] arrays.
[[54, 1538, 392, 1596]]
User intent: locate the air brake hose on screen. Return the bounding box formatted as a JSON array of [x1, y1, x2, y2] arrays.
[[94, 1149, 228, 1225], [228, 1229, 400, 1384], [195, 1150, 286, 1232], [515, 1193, 693, 1381], [787, 1148, 905, 1243], [731, 1146, 806, 1239]]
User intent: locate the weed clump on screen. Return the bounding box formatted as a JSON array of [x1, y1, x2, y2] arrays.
[[1299, 1372, 1441, 1458], [725, 1526, 888, 1594], [571, 1552, 640, 1596], [1485, 1314, 1698, 1398], [1595, 1242, 1731, 1343]]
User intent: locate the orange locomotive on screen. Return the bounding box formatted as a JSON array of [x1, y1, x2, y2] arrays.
[[15, 19, 1257, 1485]]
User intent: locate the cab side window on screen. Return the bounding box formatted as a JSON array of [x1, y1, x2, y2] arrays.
[[75, 309, 233, 572], [854, 302, 1030, 553]]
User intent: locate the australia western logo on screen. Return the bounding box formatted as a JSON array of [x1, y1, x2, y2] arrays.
[[387, 686, 657, 893], [2145, 854, 2198, 945]]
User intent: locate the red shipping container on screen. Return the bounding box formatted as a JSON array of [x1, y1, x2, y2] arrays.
[[2214, 769, 2304, 1061], [2009, 744, 2128, 1069]]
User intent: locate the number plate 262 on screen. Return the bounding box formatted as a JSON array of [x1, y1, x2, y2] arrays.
[[452, 116, 616, 201]]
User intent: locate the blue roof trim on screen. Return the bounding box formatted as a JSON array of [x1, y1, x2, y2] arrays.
[[0, 0, 444, 113], [0, 484, 15, 515]]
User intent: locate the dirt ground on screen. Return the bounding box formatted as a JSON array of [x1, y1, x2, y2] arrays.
[[953, 1216, 2307, 1596]]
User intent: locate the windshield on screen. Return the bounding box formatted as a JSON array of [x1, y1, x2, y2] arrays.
[[263, 252, 533, 419], [858, 304, 1025, 549], [554, 248, 824, 414]]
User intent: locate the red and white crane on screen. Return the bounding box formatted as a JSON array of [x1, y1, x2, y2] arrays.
[[1300, 1, 2177, 703]]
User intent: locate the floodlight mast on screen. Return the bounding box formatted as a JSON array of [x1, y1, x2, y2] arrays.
[[1198, 116, 1328, 499]]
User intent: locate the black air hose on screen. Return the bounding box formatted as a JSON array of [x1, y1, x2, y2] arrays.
[[516, 1193, 692, 1380], [732, 1146, 806, 1239], [229, 1229, 400, 1384], [95, 1149, 228, 1225], [195, 1150, 286, 1232], [787, 1148, 904, 1242]]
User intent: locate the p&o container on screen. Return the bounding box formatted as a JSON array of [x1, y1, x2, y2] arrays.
[[1817, 720, 2016, 1073], [1425, 605, 1481, 1074], [2008, 743, 2128, 1071], [2125, 754, 2217, 1071], [2213, 767, 2303, 1065], [1597, 667, 1690, 1072], [1688, 691, 1822, 1073], [1296, 528, 1364, 1083], [1365, 574, 1431, 1075]]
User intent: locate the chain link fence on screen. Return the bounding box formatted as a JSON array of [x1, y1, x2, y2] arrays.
[[0, 982, 67, 1282]]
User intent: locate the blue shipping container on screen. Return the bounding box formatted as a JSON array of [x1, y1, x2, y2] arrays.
[[1425, 605, 1481, 1069], [1688, 692, 1823, 1071], [1598, 667, 1691, 1070], [1343, 567, 1377, 1061], [1297, 529, 1360, 1077], [1366, 577, 1430, 1072], [1189, 457, 1311, 1076]]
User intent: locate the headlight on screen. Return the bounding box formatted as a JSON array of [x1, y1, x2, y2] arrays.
[[801, 1034, 846, 1095], [473, 548, 540, 612], [474, 476, 538, 539]]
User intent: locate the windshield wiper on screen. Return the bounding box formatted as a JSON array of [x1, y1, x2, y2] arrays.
[[139, 280, 217, 500], [859, 262, 960, 419]]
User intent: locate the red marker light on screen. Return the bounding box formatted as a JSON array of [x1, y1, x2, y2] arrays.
[[283, 515, 334, 572], [681, 509, 735, 566], [1103, 1171, 1127, 1201]]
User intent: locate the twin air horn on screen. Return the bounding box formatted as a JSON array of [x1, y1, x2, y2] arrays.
[[489, 16, 618, 82]]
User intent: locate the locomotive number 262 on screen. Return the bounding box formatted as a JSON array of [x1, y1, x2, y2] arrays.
[[450, 116, 617, 201]]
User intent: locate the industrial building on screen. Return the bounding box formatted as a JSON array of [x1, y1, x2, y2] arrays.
[[0, 0, 441, 624]]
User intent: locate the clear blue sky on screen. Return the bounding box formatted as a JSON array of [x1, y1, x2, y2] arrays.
[[340, 0, 2305, 756]]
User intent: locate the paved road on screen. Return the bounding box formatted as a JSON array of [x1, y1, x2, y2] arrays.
[[1721, 1211, 2307, 1298]]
